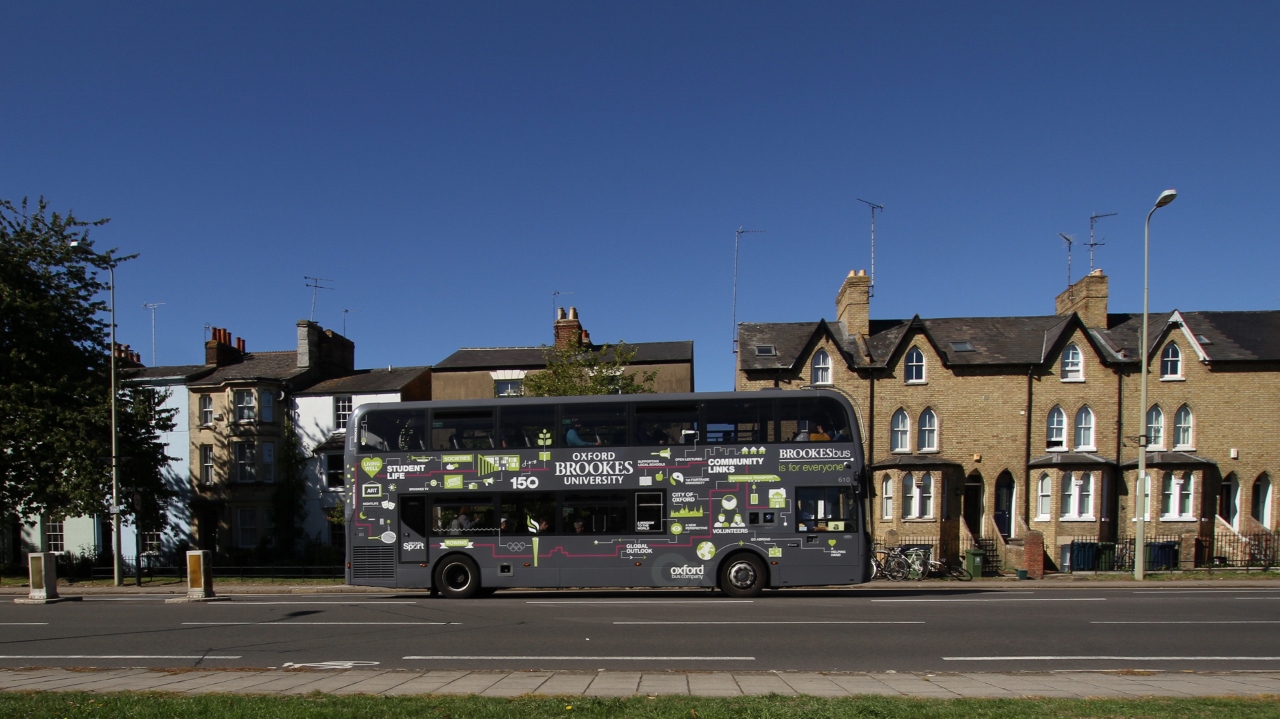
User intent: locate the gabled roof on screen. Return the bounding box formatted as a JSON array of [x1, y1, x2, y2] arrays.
[[434, 341, 693, 371], [296, 366, 430, 396], [188, 351, 307, 386], [1180, 311, 1280, 362]]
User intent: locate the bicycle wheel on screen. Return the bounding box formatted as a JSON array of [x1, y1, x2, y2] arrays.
[[947, 564, 973, 581], [884, 555, 910, 581]]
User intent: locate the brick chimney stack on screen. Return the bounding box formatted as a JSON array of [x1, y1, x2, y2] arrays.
[[1056, 269, 1109, 328], [836, 270, 871, 338], [204, 327, 244, 366], [555, 307, 585, 348]]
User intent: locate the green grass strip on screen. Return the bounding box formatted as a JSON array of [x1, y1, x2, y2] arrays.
[[4, 692, 1279, 719]]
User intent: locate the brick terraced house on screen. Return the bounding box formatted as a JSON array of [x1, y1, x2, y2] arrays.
[[738, 269, 1279, 572]]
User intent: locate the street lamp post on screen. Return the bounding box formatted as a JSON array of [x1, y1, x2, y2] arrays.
[[1135, 189, 1177, 581], [71, 241, 123, 586]]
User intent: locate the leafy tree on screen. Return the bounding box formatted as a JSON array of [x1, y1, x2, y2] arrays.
[[268, 415, 310, 558], [523, 341, 657, 397], [0, 197, 126, 520], [115, 384, 179, 540]]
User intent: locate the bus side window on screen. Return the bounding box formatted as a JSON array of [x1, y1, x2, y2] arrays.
[[796, 486, 852, 532], [359, 410, 427, 453], [431, 410, 496, 451], [702, 399, 768, 444], [634, 403, 697, 446], [498, 405, 556, 450], [431, 495, 496, 536], [635, 491, 664, 533], [561, 403, 627, 447]]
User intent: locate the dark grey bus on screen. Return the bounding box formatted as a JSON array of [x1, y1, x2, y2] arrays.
[[344, 390, 868, 598]]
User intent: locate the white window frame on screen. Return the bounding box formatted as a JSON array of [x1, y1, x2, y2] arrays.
[[1160, 471, 1195, 520], [199, 444, 214, 485], [890, 409, 910, 453], [1074, 406, 1095, 451], [495, 379, 525, 397], [903, 473, 933, 519], [1060, 471, 1095, 520], [199, 395, 213, 425], [46, 519, 65, 553], [1047, 406, 1066, 451], [1036, 474, 1052, 519], [904, 347, 926, 384], [234, 442, 256, 483], [917, 408, 938, 452], [881, 475, 893, 519], [326, 454, 345, 490], [811, 349, 832, 385], [234, 389, 256, 422], [237, 508, 258, 548], [902, 474, 915, 518], [1173, 404, 1194, 450], [261, 441, 275, 483], [260, 390, 274, 423], [1160, 343, 1182, 380], [334, 395, 353, 429], [1060, 343, 1084, 382], [1145, 405, 1165, 451]]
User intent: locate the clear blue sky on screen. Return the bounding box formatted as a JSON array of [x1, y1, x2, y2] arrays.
[[4, 2, 1277, 391]]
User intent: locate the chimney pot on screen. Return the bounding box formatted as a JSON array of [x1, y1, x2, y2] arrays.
[[568, 307, 578, 320]]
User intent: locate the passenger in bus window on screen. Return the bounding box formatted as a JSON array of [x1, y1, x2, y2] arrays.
[[448, 507, 473, 535], [566, 419, 599, 447], [809, 423, 831, 442]]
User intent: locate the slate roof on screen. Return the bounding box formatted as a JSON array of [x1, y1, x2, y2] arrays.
[[868, 455, 963, 470], [1028, 452, 1116, 468], [741, 308, 1280, 373], [1119, 451, 1217, 468], [188, 351, 308, 386], [434, 341, 693, 371], [295, 366, 430, 396], [121, 365, 214, 383]]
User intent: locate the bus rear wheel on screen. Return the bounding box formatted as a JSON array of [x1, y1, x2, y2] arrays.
[[434, 555, 481, 599], [719, 553, 766, 598]]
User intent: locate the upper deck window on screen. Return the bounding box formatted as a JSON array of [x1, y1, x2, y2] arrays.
[[562, 403, 628, 447], [358, 409, 427, 453], [634, 403, 698, 446], [432, 410, 496, 451]]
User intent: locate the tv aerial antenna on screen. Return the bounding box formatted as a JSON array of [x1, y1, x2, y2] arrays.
[[732, 226, 765, 354], [304, 276, 334, 321], [142, 302, 164, 366], [1087, 211, 1117, 272], [552, 290, 574, 318], [856, 199, 884, 298], [342, 308, 360, 336], [1058, 233, 1075, 298]]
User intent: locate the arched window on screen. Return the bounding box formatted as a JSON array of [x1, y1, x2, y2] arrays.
[[1061, 472, 1094, 519], [811, 349, 831, 385], [1162, 471, 1194, 519], [919, 472, 934, 518], [1252, 475, 1272, 530], [1146, 405, 1165, 450], [1061, 344, 1083, 381], [1036, 474, 1052, 518], [905, 347, 926, 383], [881, 475, 894, 520], [1074, 406, 1095, 451], [917, 408, 938, 451], [890, 409, 910, 452], [1161, 343, 1182, 379], [902, 473, 916, 518], [1174, 405, 1193, 449], [1047, 406, 1066, 450]]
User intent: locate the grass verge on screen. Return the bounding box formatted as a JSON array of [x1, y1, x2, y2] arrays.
[[5, 692, 1279, 719]]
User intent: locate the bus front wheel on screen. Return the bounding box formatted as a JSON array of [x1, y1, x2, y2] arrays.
[[434, 555, 481, 599], [718, 553, 766, 598]]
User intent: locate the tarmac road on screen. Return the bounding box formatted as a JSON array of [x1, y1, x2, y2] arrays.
[[2, 586, 1278, 673]]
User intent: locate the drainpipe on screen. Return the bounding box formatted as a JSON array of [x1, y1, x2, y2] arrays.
[[1023, 365, 1035, 536]]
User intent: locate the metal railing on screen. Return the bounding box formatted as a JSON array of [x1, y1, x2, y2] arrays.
[[1064, 535, 1183, 573], [1199, 532, 1278, 570]]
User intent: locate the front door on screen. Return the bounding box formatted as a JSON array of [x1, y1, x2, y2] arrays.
[[994, 474, 1014, 539], [963, 477, 984, 538]]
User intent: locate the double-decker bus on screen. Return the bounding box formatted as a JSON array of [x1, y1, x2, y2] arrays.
[[344, 390, 867, 598]]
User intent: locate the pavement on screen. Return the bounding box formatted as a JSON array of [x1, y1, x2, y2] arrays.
[[1, 667, 1278, 698]]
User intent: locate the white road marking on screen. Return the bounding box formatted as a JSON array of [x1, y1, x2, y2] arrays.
[[84, 597, 174, 601], [213, 601, 418, 605], [0, 655, 241, 659], [1093, 620, 1280, 624], [1237, 597, 1280, 600], [1135, 590, 1280, 594], [875, 593, 1105, 598], [945, 656, 1280, 661], [282, 660, 380, 669], [404, 655, 755, 661], [183, 616, 455, 621], [527, 600, 753, 605], [609, 616, 921, 621], [0, 623, 48, 625]]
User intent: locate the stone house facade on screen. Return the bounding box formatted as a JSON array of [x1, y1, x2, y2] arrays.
[[738, 269, 1279, 570]]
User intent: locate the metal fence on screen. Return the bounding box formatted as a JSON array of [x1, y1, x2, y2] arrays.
[[1198, 532, 1278, 570], [1064, 535, 1184, 573], [87, 563, 344, 581]]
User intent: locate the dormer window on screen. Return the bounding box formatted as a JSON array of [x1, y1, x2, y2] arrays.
[[905, 347, 926, 384], [754, 345, 776, 357], [1161, 343, 1182, 379], [1060, 344, 1083, 381], [811, 349, 831, 385]]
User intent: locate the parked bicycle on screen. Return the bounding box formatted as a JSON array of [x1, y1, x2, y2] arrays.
[[877, 546, 970, 581]]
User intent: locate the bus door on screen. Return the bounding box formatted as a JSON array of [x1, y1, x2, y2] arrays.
[[399, 495, 429, 564], [786, 485, 862, 585]]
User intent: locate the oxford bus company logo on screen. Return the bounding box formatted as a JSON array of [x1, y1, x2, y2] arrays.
[[669, 565, 705, 578]]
